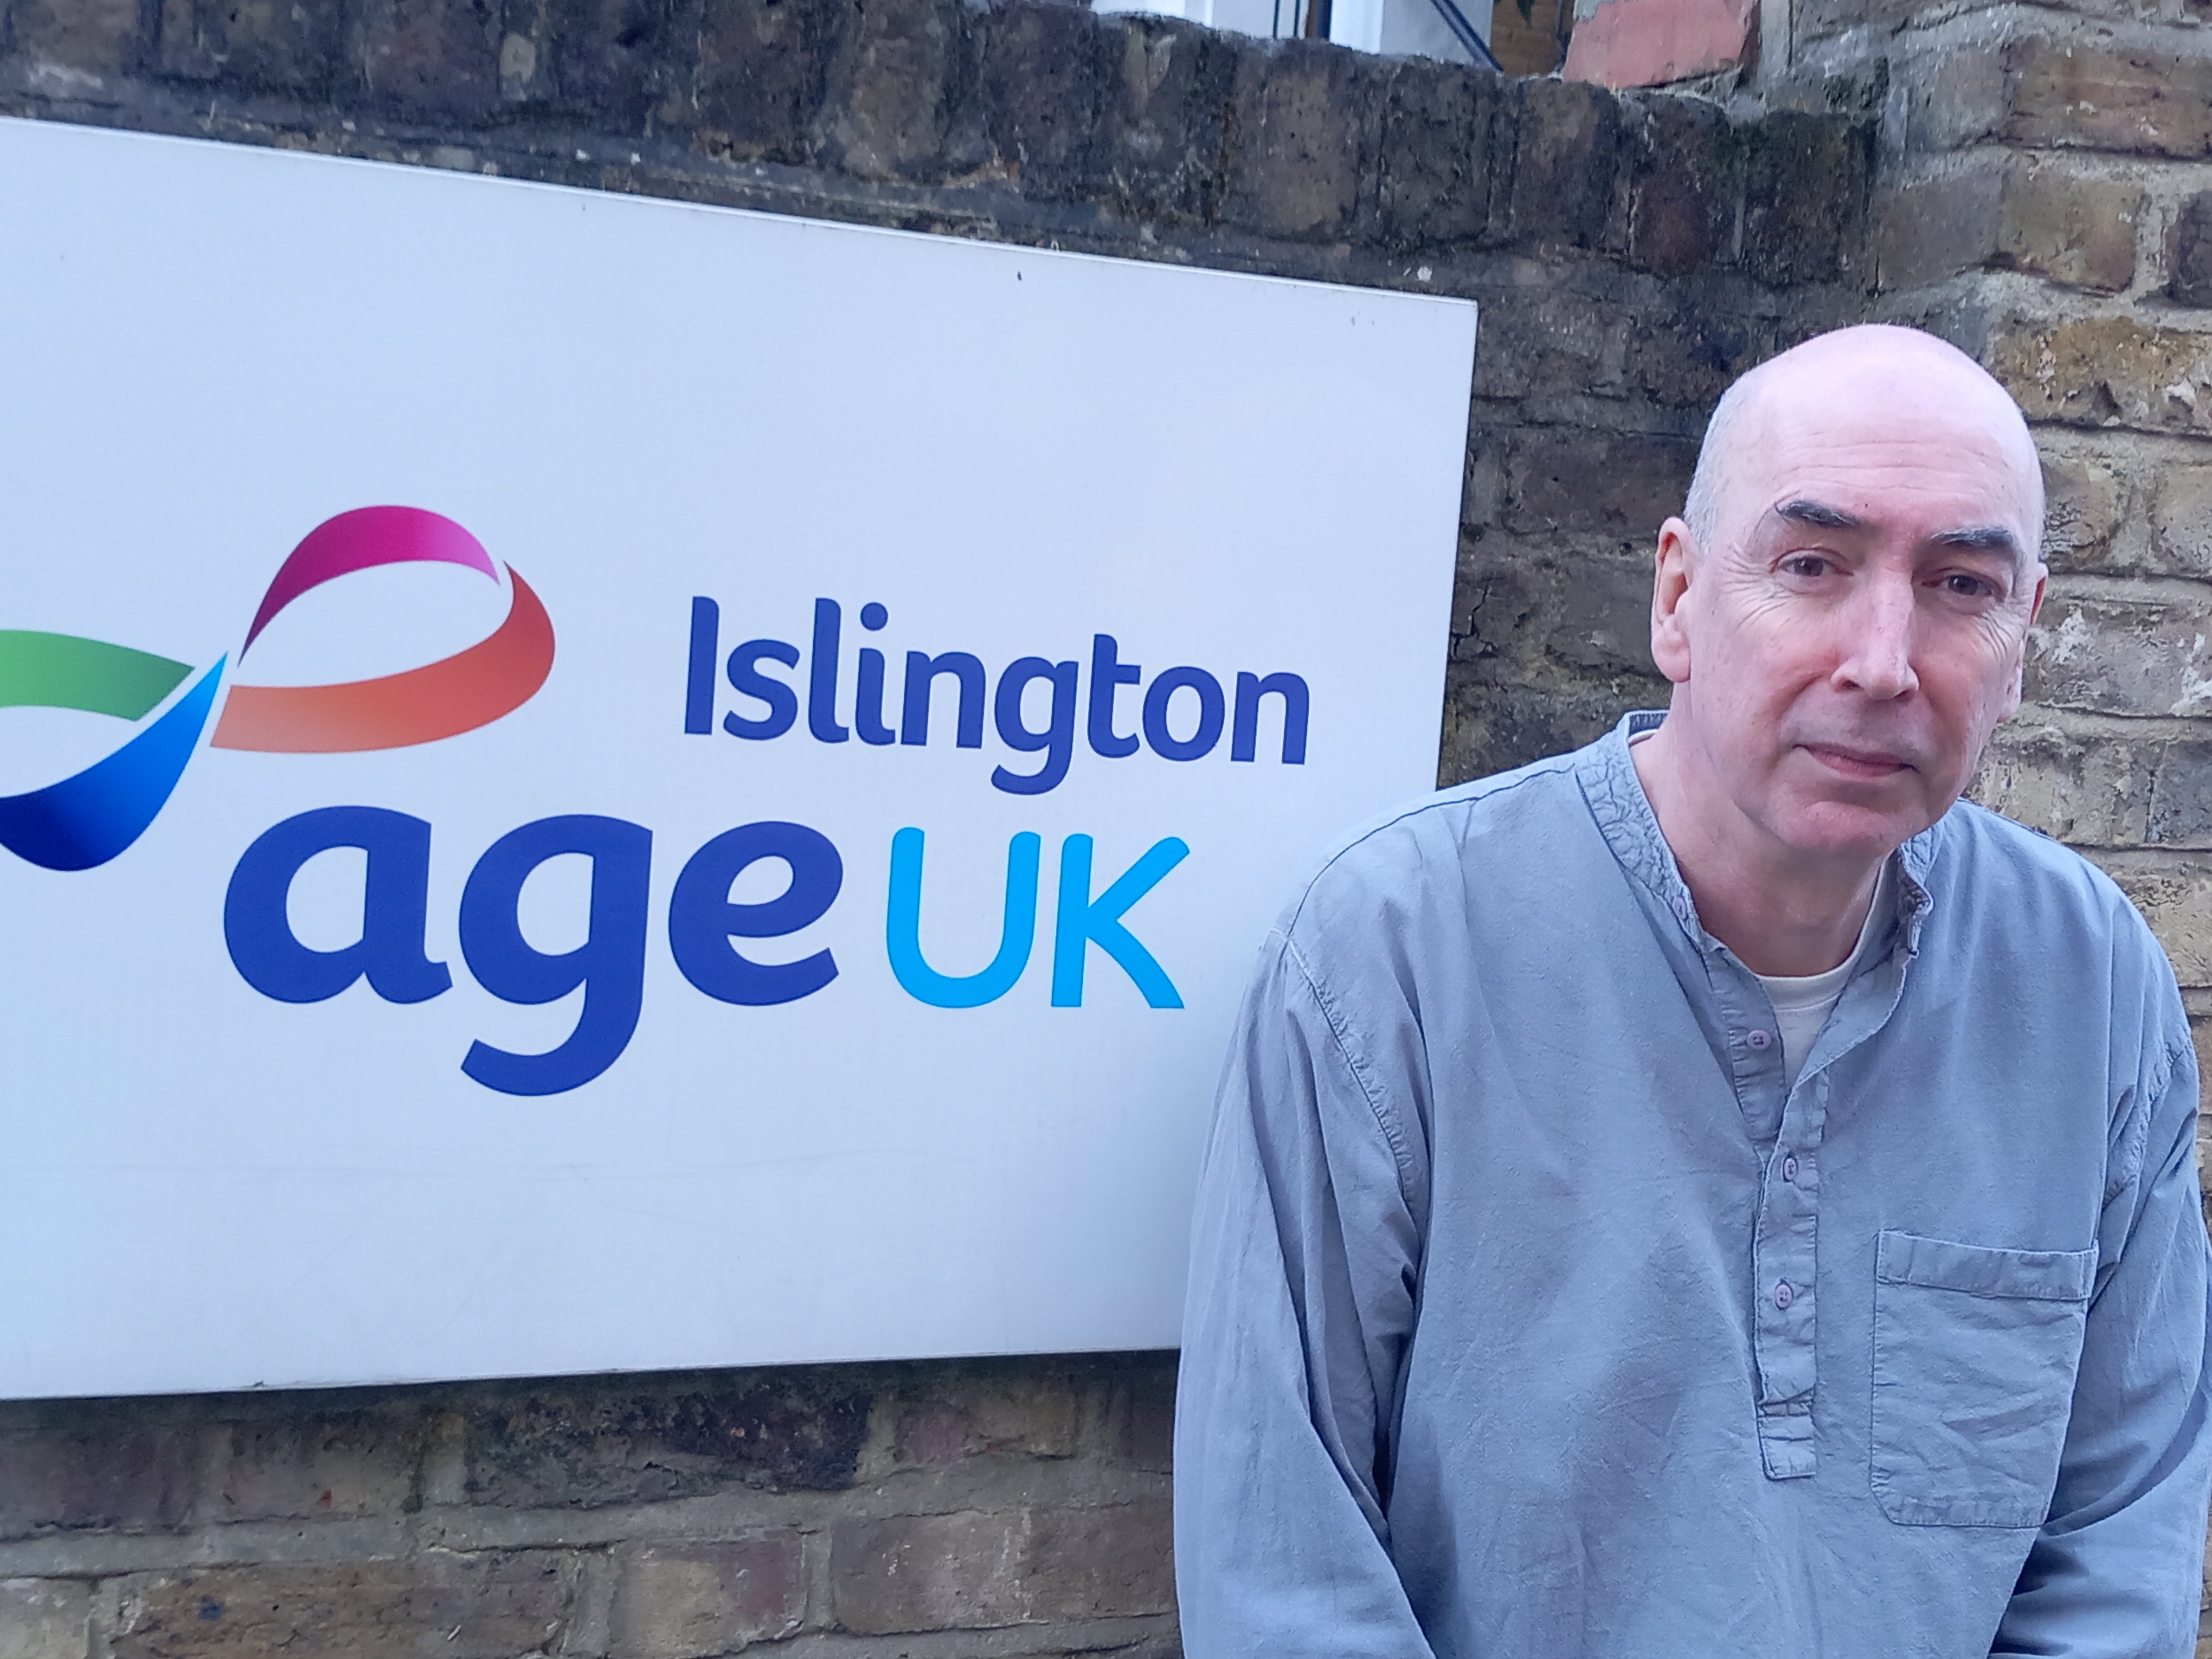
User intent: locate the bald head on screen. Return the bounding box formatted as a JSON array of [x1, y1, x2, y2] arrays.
[[1682, 325, 2044, 564]]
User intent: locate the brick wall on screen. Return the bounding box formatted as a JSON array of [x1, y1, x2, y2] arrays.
[[1794, 0, 2212, 1384], [0, 0, 1933, 1652]]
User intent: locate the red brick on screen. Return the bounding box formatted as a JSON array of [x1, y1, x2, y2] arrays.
[[1562, 0, 1755, 91]]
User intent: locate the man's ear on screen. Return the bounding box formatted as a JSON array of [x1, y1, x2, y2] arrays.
[[1996, 561, 2050, 724], [1651, 517, 1696, 686]]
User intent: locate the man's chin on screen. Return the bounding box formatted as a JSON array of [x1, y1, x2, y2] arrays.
[[1770, 790, 1938, 863]]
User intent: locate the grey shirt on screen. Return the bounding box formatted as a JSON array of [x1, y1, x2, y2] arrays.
[[1174, 712, 2212, 1658]]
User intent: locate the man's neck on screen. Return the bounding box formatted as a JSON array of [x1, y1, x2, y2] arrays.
[[1630, 719, 1887, 978]]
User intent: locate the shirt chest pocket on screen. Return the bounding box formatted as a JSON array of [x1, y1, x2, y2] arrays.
[[1870, 1229, 2097, 1528]]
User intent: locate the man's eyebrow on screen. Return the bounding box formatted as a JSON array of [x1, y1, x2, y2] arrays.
[[1928, 524, 2024, 559], [1773, 498, 1864, 531]]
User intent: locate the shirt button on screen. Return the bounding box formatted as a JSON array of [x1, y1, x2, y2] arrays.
[[1746, 1030, 1773, 1051], [1783, 1155, 1799, 1182], [1775, 1281, 1794, 1310]]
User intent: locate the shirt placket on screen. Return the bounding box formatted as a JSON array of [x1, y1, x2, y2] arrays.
[[1750, 1069, 1825, 1478], [1709, 951, 1823, 1478]]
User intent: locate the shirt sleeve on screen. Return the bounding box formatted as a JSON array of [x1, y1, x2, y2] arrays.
[[1173, 929, 1437, 1659], [1992, 1026, 2212, 1658]]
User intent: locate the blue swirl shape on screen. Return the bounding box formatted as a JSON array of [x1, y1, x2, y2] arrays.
[[0, 659, 227, 872]]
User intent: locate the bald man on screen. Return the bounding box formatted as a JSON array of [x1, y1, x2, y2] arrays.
[[1174, 325, 2212, 1657]]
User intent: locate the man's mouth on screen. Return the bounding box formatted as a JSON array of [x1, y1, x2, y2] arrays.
[[1800, 742, 1913, 780]]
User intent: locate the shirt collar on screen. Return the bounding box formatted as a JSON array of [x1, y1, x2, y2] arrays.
[[1574, 711, 1937, 962]]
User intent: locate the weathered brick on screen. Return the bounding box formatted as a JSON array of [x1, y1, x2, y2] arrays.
[[2091, 851, 2212, 986], [113, 1554, 575, 1659], [214, 1412, 427, 1521], [832, 1509, 1030, 1633], [1547, 551, 1657, 674], [496, 0, 557, 105], [2147, 460, 2212, 579], [1373, 54, 1497, 252], [0, 1579, 90, 1659], [1028, 1500, 1175, 1621], [1875, 165, 2006, 291], [1219, 38, 1382, 243], [1501, 75, 1621, 252], [156, 0, 343, 89], [1096, 1355, 1175, 1471], [1469, 287, 1622, 402], [1621, 280, 1771, 408], [1626, 95, 1740, 278], [8, 0, 141, 77], [2169, 191, 2212, 308], [2025, 581, 2212, 717], [1990, 314, 2212, 434], [1879, 158, 2139, 292], [1971, 717, 2152, 844], [1454, 540, 1658, 683], [2146, 737, 2212, 846], [2001, 37, 2212, 158], [831, 1502, 1172, 1635], [1100, 15, 1237, 224], [1500, 427, 1695, 540], [1998, 162, 2142, 291], [816, 0, 973, 183], [693, 0, 849, 164], [608, 1538, 804, 1658], [546, 0, 667, 125], [353, 0, 501, 120], [1898, 42, 2009, 154], [1741, 110, 1871, 288], [1438, 680, 1651, 786], [0, 1424, 197, 1538], [979, 3, 1109, 202], [891, 1366, 1080, 1468], [2041, 450, 2127, 571], [464, 1374, 870, 1507]]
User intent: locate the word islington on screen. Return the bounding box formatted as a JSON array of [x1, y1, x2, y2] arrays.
[[684, 597, 1311, 793]]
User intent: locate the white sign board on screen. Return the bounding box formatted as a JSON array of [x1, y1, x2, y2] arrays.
[[0, 117, 1475, 1397]]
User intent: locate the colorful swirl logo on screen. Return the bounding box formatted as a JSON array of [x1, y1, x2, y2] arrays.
[[0, 506, 555, 872]]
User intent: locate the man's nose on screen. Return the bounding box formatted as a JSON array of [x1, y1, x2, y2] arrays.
[[1831, 574, 1919, 700]]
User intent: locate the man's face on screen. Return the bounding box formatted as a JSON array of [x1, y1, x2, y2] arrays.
[[1653, 369, 2047, 864]]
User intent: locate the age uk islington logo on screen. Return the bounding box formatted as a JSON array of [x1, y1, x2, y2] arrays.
[[0, 506, 554, 871]]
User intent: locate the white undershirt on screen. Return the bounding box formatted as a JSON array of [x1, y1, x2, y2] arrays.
[[1755, 858, 1895, 1086]]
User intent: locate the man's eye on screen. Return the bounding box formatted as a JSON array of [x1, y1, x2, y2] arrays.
[[1938, 573, 1996, 599], [1781, 555, 1831, 578]]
